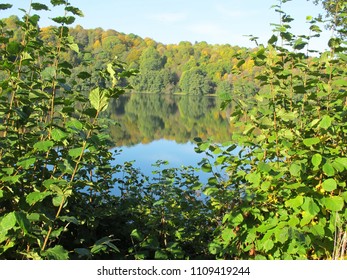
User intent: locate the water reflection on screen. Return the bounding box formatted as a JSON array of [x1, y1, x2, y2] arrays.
[[106, 93, 232, 182], [106, 93, 232, 146]]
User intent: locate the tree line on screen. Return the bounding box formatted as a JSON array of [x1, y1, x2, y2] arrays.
[[1, 15, 258, 95]]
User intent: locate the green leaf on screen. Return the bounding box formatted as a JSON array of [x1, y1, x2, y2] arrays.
[[59, 216, 79, 225], [300, 211, 313, 226], [342, 192, 347, 203], [222, 227, 235, 242], [245, 172, 261, 186], [52, 195, 64, 207], [208, 242, 221, 255], [17, 157, 36, 169], [51, 128, 68, 142], [130, 229, 143, 241], [311, 224, 325, 238], [14, 212, 31, 235], [0, 4, 12, 10], [7, 41, 21, 55], [51, 16, 75, 25], [303, 137, 320, 147], [334, 157, 347, 169], [65, 6, 84, 17], [301, 197, 319, 216], [41, 245, 69, 260], [231, 213, 244, 226], [0, 190, 3, 199], [91, 236, 119, 254], [258, 162, 271, 173], [311, 154, 322, 167], [237, 59, 245, 68], [293, 38, 307, 50], [322, 196, 344, 211], [268, 34, 278, 45], [255, 255, 267, 260], [66, 119, 83, 130], [41, 66, 56, 81], [319, 115, 332, 130], [26, 191, 51, 206], [275, 227, 289, 244], [262, 239, 274, 251], [51, 0, 66, 6], [77, 71, 91, 80], [31, 3, 49, 10], [1, 175, 21, 183], [289, 163, 301, 177], [201, 162, 212, 173], [68, 43, 79, 53], [154, 250, 169, 260], [322, 178, 337, 192], [33, 140, 54, 152], [288, 216, 300, 227], [68, 146, 84, 158], [89, 88, 109, 112], [285, 195, 304, 209], [0, 212, 16, 231], [323, 162, 335, 176]]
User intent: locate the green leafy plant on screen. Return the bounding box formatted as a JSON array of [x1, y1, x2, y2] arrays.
[[199, 0, 347, 259], [0, 1, 135, 259]]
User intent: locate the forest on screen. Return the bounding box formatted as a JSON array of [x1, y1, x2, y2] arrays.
[[0, 14, 258, 96], [0, 0, 347, 260]]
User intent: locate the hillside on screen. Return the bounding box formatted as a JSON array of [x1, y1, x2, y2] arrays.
[[1, 15, 259, 95]]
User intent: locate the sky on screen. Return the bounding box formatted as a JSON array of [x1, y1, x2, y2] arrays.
[[2, 0, 331, 51]]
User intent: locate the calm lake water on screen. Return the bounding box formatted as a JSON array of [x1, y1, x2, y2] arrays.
[[107, 93, 233, 179]]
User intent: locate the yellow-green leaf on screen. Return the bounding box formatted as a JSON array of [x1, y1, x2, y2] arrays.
[[322, 178, 337, 192], [89, 88, 109, 112], [323, 196, 344, 211]]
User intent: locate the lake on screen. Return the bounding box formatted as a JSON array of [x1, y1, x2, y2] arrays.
[[106, 93, 233, 180]]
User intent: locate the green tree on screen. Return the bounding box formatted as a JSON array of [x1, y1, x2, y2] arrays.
[[179, 68, 214, 95], [311, 0, 347, 37]]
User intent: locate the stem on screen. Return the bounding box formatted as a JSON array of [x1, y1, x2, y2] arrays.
[[41, 110, 100, 252]]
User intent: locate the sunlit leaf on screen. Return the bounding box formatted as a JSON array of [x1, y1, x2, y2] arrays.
[[322, 178, 337, 192], [51, 128, 68, 142], [303, 137, 320, 147], [89, 88, 109, 112], [301, 197, 319, 216], [289, 163, 301, 177], [17, 157, 36, 169], [319, 115, 332, 130], [33, 140, 54, 151], [222, 227, 235, 242], [285, 195, 304, 209], [26, 191, 51, 206], [322, 197, 344, 211], [0, 212, 16, 231], [311, 154, 322, 167], [68, 146, 84, 158], [323, 162, 335, 177]]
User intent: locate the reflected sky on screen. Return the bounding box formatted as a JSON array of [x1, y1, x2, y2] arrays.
[[112, 139, 206, 174]]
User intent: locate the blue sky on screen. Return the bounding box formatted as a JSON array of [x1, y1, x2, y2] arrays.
[[2, 0, 330, 50]]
